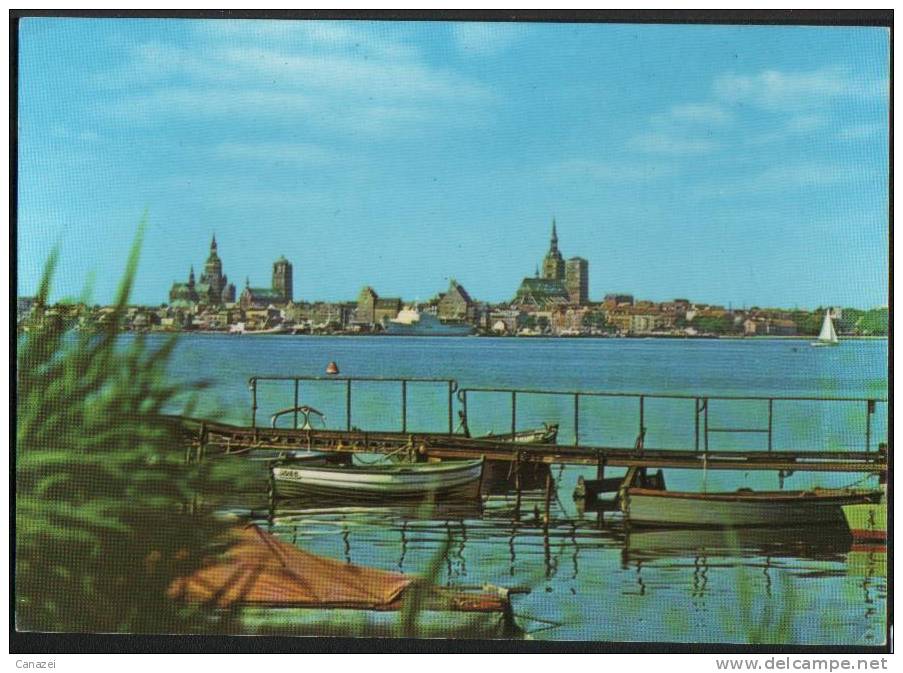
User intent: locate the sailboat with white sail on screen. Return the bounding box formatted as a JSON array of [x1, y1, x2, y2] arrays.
[[811, 309, 840, 347]]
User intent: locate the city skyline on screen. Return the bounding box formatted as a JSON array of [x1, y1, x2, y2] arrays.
[[17, 19, 889, 309]]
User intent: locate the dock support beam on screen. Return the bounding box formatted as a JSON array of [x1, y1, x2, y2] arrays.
[[544, 471, 553, 525]]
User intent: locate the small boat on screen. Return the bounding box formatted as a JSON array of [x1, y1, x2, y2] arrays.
[[619, 467, 880, 528], [272, 458, 485, 499], [481, 423, 559, 445], [842, 486, 886, 542], [169, 525, 523, 637], [811, 309, 839, 347]]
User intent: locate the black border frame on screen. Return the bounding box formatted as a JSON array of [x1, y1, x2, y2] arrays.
[[9, 7, 893, 655]]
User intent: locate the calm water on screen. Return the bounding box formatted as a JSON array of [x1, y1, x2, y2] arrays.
[[158, 335, 887, 643]]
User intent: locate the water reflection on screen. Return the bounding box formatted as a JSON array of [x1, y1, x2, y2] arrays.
[[238, 485, 885, 643]]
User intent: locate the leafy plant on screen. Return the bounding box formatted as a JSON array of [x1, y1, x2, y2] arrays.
[[16, 218, 233, 633]]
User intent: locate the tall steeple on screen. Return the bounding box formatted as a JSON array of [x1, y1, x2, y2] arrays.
[[542, 218, 565, 280], [210, 233, 218, 253], [188, 265, 195, 288]]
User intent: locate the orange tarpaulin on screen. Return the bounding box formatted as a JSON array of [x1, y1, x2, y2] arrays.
[[168, 525, 412, 609]]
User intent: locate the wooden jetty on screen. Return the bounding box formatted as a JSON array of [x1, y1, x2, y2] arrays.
[[174, 374, 888, 523]]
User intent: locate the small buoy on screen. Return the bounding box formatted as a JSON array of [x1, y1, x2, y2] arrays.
[[326, 361, 339, 375]]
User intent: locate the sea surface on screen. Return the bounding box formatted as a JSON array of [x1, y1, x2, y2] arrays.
[[157, 334, 887, 643]]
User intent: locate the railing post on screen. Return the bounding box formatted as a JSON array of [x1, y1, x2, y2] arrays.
[[767, 399, 773, 452], [448, 381, 453, 434], [866, 399, 875, 453], [462, 390, 468, 431], [704, 397, 709, 453], [694, 398, 700, 453], [250, 378, 258, 429], [639, 395, 645, 438], [574, 393, 580, 447], [346, 379, 352, 431], [401, 379, 408, 433], [511, 391, 517, 438], [293, 379, 300, 430]]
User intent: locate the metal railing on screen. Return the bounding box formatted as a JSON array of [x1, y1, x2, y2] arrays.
[[456, 386, 886, 453], [248, 375, 458, 434], [246, 375, 886, 454]]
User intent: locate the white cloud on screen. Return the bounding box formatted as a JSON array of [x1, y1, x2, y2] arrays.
[[99, 25, 494, 136], [547, 158, 675, 182], [838, 122, 886, 141], [214, 141, 337, 165], [714, 67, 884, 111], [451, 22, 527, 57], [668, 103, 732, 124], [695, 163, 868, 198], [628, 132, 719, 155]]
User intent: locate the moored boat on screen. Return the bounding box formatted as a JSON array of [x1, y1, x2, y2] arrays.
[[622, 486, 880, 528], [481, 423, 559, 444], [272, 458, 485, 499], [619, 467, 880, 528], [842, 487, 886, 542]]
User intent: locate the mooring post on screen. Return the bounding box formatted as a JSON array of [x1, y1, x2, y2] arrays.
[[511, 391, 517, 438], [703, 397, 709, 453], [543, 470, 553, 525], [767, 399, 774, 452], [513, 450, 522, 521], [639, 395, 645, 439], [596, 452, 606, 481]]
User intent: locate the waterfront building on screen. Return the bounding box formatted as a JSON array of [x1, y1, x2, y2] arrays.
[[354, 286, 402, 325], [513, 277, 572, 309], [437, 280, 475, 321], [272, 255, 293, 303], [514, 220, 588, 309], [239, 277, 285, 311], [168, 235, 236, 307], [541, 219, 566, 281], [565, 257, 589, 305], [603, 294, 634, 307]]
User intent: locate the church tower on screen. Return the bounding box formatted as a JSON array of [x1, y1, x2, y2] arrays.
[[272, 255, 293, 303], [541, 219, 566, 280], [200, 234, 225, 302]]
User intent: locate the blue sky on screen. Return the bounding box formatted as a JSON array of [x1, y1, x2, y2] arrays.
[[17, 19, 889, 308]]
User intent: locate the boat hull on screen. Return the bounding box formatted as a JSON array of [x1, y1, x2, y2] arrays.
[[842, 501, 886, 541], [273, 459, 484, 499], [623, 488, 878, 528]]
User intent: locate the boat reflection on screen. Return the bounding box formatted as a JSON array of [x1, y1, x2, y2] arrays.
[[622, 525, 853, 565]]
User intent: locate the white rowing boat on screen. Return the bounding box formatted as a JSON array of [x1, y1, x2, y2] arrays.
[[272, 458, 485, 499], [622, 486, 880, 528]]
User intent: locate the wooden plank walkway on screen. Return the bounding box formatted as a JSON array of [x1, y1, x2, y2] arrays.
[[176, 417, 887, 474]]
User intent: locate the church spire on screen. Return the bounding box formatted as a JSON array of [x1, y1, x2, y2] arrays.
[[188, 265, 195, 287], [211, 233, 217, 252], [550, 218, 558, 252]]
